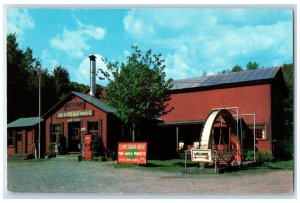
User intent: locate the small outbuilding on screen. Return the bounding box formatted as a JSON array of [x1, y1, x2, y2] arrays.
[[7, 117, 43, 159]]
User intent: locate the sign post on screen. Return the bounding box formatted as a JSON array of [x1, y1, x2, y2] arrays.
[[191, 149, 212, 162], [118, 142, 147, 164]]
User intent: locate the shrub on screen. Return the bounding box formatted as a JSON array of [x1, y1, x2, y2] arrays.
[[257, 150, 273, 164], [283, 136, 294, 160], [46, 144, 56, 158], [244, 150, 255, 161]]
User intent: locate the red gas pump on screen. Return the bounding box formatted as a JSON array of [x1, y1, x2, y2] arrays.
[[84, 134, 92, 160]]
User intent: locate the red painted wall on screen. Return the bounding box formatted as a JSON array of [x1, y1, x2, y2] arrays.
[[7, 128, 36, 156], [26, 130, 34, 154], [45, 95, 108, 155], [7, 147, 15, 155], [161, 84, 272, 151]]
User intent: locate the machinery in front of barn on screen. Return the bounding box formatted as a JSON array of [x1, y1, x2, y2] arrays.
[[186, 107, 256, 172]]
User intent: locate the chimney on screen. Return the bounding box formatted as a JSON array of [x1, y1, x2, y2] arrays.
[[89, 55, 96, 97]]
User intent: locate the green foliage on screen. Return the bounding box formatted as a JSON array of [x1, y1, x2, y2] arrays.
[[256, 151, 273, 164], [265, 160, 293, 170], [218, 69, 230, 74], [100, 46, 173, 140], [244, 150, 255, 161], [91, 134, 106, 160], [281, 64, 294, 159], [231, 65, 243, 72], [246, 61, 259, 70], [52, 65, 71, 99], [7, 33, 87, 123], [70, 82, 88, 92], [218, 61, 260, 75], [46, 144, 56, 158], [244, 150, 274, 164]]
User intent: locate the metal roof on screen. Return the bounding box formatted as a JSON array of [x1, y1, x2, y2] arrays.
[[72, 91, 116, 113], [172, 67, 281, 90], [7, 117, 43, 128]]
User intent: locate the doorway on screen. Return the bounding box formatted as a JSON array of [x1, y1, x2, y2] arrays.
[[68, 122, 81, 152], [16, 131, 23, 154]]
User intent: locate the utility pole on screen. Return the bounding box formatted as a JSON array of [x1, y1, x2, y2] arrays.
[[38, 68, 41, 159]]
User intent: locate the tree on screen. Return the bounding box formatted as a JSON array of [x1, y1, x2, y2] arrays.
[[100, 46, 173, 141], [218, 69, 230, 74], [231, 65, 243, 72], [70, 81, 88, 92], [281, 63, 294, 159], [246, 61, 259, 70], [7, 33, 75, 122], [7, 33, 32, 122], [52, 65, 71, 99]]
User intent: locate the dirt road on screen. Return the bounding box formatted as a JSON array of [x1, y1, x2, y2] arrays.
[[6, 160, 293, 196]]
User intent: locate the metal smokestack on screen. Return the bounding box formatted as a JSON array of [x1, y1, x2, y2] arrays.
[[89, 55, 96, 97]]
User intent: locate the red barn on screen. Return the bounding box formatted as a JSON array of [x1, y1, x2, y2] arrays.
[[42, 91, 121, 158], [154, 67, 286, 158]]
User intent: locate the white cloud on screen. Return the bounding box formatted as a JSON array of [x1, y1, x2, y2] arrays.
[[50, 20, 106, 58], [123, 10, 155, 39], [41, 50, 60, 70], [7, 9, 35, 37], [123, 50, 130, 57], [165, 45, 201, 80], [75, 54, 110, 86], [123, 9, 293, 79]]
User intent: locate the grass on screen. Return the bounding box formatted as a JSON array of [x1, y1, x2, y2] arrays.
[[111, 159, 294, 175], [265, 160, 294, 170]]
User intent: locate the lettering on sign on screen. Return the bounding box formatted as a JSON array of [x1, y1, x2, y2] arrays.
[[65, 101, 84, 110], [57, 110, 94, 118], [118, 142, 147, 164], [67, 118, 81, 122], [191, 149, 212, 162]]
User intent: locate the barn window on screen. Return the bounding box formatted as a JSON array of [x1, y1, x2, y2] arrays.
[[51, 124, 62, 143], [8, 131, 15, 146], [249, 124, 267, 140], [87, 120, 101, 138]]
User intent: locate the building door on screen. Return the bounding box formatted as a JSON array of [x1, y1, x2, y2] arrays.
[[68, 122, 81, 152], [16, 131, 23, 154]]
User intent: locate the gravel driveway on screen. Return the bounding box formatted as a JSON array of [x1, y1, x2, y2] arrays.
[[5, 160, 293, 196]]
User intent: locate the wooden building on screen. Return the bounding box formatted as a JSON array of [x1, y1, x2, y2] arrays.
[[42, 91, 121, 157], [7, 117, 43, 159], [156, 67, 287, 157]]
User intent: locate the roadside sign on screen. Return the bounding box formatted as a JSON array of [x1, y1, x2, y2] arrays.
[[118, 142, 147, 164], [191, 149, 212, 162]]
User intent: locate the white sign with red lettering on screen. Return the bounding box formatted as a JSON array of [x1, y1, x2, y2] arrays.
[[191, 149, 212, 162]]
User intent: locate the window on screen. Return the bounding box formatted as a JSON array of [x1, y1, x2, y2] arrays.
[[51, 124, 62, 143], [8, 131, 15, 146], [87, 121, 99, 136], [17, 132, 22, 141], [249, 124, 267, 140]]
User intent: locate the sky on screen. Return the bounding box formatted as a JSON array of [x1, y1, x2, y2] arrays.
[[6, 7, 294, 86]]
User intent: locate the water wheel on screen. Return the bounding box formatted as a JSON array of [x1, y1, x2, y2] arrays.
[[199, 109, 242, 167]]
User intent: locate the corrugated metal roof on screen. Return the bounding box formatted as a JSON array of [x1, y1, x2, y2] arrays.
[[72, 91, 116, 113], [7, 117, 43, 128], [172, 67, 281, 90]]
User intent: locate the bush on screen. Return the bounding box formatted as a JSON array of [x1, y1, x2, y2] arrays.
[[46, 144, 56, 158], [257, 150, 273, 164], [283, 136, 294, 159], [91, 134, 107, 159], [244, 150, 255, 161]]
